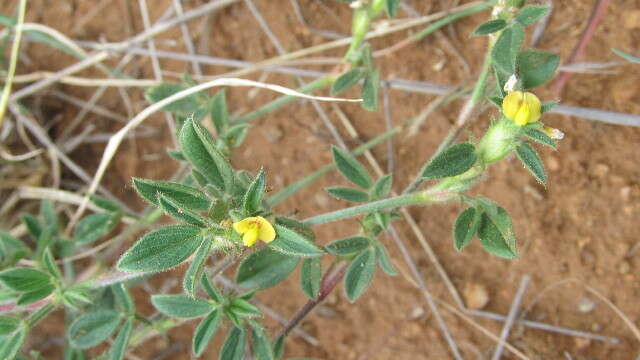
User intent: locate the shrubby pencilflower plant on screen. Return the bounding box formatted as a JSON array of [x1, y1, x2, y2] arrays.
[[0, 1, 567, 359], [233, 216, 276, 247]]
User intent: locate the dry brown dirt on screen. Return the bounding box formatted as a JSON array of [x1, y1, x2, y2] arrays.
[[3, 0, 640, 359]]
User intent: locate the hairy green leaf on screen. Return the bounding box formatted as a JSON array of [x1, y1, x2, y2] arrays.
[[422, 142, 477, 179], [453, 207, 481, 251], [515, 5, 549, 26], [325, 236, 370, 256], [219, 327, 246, 360], [270, 225, 324, 257], [300, 257, 322, 299], [151, 294, 215, 318], [331, 68, 367, 96], [74, 213, 117, 245], [472, 19, 507, 35], [344, 247, 377, 302], [132, 178, 210, 210], [192, 310, 222, 356], [492, 24, 525, 74], [326, 187, 370, 202], [110, 317, 133, 360], [236, 248, 298, 289], [331, 145, 373, 189], [68, 310, 121, 349], [516, 49, 560, 89], [516, 142, 547, 184], [0, 268, 51, 292]]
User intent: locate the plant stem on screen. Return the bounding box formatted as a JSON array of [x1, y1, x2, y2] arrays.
[[26, 301, 54, 327], [303, 192, 432, 226], [0, 0, 27, 128], [267, 125, 401, 207], [277, 261, 348, 340], [234, 76, 333, 124]]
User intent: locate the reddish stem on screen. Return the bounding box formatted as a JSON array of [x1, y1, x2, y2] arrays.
[[552, 0, 612, 97], [277, 261, 348, 340]]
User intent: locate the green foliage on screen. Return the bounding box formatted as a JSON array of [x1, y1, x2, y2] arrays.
[[331, 145, 373, 189], [516, 142, 547, 184], [269, 225, 324, 257], [74, 213, 118, 244], [612, 48, 640, 63], [0, 232, 29, 267], [385, 0, 400, 18], [68, 310, 121, 349], [110, 317, 133, 360], [516, 49, 560, 88], [344, 247, 377, 302], [300, 257, 322, 299], [243, 169, 266, 215], [158, 195, 208, 227], [236, 248, 298, 289], [326, 186, 370, 202], [331, 68, 367, 95], [0, 317, 20, 335], [515, 5, 550, 26], [117, 225, 204, 272], [210, 89, 228, 134], [524, 128, 556, 149], [192, 310, 222, 356], [491, 24, 525, 74], [361, 69, 380, 111], [145, 83, 199, 113], [453, 207, 481, 251], [219, 327, 246, 360], [0, 326, 27, 359], [325, 236, 370, 255], [373, 241, 397, 276], [250, 322, 276, 360], [421, 143, 477, 179], [132, 178, 211, 210], [472, 19, 507, 36], [370, 174, 393, 200], [151, 294, 215, 318], [476, 200, 517, 259], [183, 239, 212, 297], [0, 268, 51, 292]]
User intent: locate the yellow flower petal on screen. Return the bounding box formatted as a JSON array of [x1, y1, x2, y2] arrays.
[[242, 228, 259, 247], [502, 91, 541, 126], [233, 218, 254, 233], [255, 216, 276, 243]]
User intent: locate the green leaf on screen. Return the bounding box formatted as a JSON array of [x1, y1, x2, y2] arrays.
[[110, 317, 133, 360], [117, 225, 204, 272], [243, 169, 265, 215], [331, 68, 367, 96], [326, 186, 370, 202], [0, 268, 51, 292], [41, 247, 62, 280], [151, 294, 215, 318], [90, 195, 122, 213], [40, 200, 59, 234], [385, 0, 400, 17], [515, 5, 549, 26], [371, 174, 393, 200], [453, 207, 481, 251], [0, 326, 26, 359], [524, 128, 556, 149], [0, 232, 29, 267], [210, 89, 228, 134], [478, 212, 517, 259], [0, 317, 20, 335], [74, 213, 117, 245], [270, 225, 324, 257], [179, 119, 234, 191], [21, 214, 42, 240], [421, 142, 477, 179], [236, 248, 298, 289], [344, 247, 377, 302], [250, 322, 275, 360], [373, 241, 397, 276], [541, 100, 559, 114], [331, 146, 373, 189], [132, 178, 211, 211], [201, 273, 224, 303], [192, 310, 222, 356], [219, 327, 246, 360], [183, 239, 212, 297], [516, 142, 547, 184], [516, 49, 560, 89], [492, 24, 525, 74], [612, 48, 640, 64], [472, 19, 507, 36], [158, 195, 207, 227], [145, 83, 198, 113], [300, 257, 322, 299], [225, 124, 251, 148], [17, 284, 54, 305], [273, 335, 285, 359], [68, 310, 121, 349], [325, 236, 370, 256], [361, 69, 380, 111], [112, 284, 134, 313], [228, 298, 261, 318]]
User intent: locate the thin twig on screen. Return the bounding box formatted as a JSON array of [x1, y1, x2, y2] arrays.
[[0, 0, 27, 128], [491, 275, 530, 360]]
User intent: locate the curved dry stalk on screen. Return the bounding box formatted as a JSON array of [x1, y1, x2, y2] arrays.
[[68, 78, 362, 235], [0, 0, 27, 128]]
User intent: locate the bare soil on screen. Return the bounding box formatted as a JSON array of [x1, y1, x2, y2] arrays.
[[4, 0, 640, 359]]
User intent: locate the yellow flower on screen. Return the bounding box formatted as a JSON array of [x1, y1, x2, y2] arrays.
[[502, 91, 541, 126], [232, 216, 276, 247]]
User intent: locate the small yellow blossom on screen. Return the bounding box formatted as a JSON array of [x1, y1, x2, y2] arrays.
[[232, 216, 276, 247], [502, 91, 541, 126]]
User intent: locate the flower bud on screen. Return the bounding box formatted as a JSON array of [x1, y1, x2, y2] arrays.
[[477, 118, 520, 164], [502, 91, 542, 126]]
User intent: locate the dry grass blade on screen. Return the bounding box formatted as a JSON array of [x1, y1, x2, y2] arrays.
[[0, 0, 27, 128]]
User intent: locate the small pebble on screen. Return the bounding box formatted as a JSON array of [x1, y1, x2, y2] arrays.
[[577, 298, 595, 313], [464, 283, 490, 310], [620, 186, 632, 202], [574, 337, 591, 350], [408, 306, 425, 320], [546, 156, 560, 172], [593, 163, 609, 178], [618, 261, 631, 275]]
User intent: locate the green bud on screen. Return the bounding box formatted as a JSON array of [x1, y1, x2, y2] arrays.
[[477, 118, 521, 164]]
